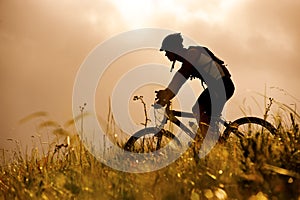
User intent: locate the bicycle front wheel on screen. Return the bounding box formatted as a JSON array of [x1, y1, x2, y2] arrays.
[[222, 117, 277, 140], [124, 127, 181, 152]]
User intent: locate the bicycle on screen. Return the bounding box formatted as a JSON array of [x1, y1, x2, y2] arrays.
[[124, 100, 277, 152]]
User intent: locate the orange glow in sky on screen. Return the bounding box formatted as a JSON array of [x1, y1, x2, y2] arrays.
[[1, 0, 300, 150]]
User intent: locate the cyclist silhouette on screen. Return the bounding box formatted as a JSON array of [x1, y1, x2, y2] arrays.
[[156, 33, 235, 141]]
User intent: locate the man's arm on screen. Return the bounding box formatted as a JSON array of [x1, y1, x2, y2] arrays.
[[156, 66, 189, 106], [167, 70, 188, 96], [165, 47, 200, 98]]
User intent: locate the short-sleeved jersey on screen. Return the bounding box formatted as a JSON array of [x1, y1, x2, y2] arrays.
[[178, 46, 231, 84]]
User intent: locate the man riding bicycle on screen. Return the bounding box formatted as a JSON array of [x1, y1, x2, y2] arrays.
[[156, 33, 235, 141]]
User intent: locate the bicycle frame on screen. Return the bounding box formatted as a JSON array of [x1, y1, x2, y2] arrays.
[[158, 102, 232, 139]]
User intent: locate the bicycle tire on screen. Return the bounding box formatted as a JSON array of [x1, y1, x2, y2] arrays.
[[124, 127, 181, 152], [222, 117, 277, 140]]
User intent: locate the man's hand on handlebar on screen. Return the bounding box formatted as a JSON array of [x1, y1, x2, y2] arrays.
[[155, 88, 175, 106]]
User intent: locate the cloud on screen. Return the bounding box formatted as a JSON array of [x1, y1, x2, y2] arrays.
[[225, 0, 300, 80], [152, 0, 300, 80], [0, 0, 125, 144], [0, 0, 299, 149]]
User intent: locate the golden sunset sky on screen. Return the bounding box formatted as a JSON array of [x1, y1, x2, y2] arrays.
[[1, 0, 300, 149]]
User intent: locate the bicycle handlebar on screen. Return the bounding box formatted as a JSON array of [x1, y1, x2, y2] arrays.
[[154, 90, 173, 107]]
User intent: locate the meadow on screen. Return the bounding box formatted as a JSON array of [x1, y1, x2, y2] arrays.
[[0, 102, 299, 200]]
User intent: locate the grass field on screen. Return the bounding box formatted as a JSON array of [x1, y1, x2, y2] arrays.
[[0, 107, 299, 200]]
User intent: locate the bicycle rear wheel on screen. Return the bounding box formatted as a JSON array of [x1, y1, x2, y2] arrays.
[[124, 127, 181, 152], [222, 117, 277, 140]]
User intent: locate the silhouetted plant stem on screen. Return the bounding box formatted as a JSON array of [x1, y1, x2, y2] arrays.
[[133, 96, 151, 128], [79, 103, 87, 167]]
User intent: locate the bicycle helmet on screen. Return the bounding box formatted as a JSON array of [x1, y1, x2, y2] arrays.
[[160, 33, 183, 52]]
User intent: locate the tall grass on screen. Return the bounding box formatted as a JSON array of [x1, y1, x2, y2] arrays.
[[0, 104, 299, 199]]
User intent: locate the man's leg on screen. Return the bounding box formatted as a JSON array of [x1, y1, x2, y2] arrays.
[[191, 89, 212, 161], [192, 89, 211, 138]]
